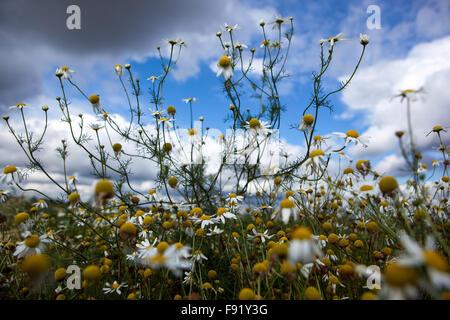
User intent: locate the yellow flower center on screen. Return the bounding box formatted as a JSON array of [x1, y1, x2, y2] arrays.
[[25, 235, 40, 248], [188, 129, 197, 136], [89, 94, 100, 104], [343, 168, 354, 174], [280, 198, 295, 209], [200, 215, 211, 220], [95, 179, 114, 197], [302, 114, 315, 125], [379, 176, 398, 193], [83, 265, 101, 282], [218, 56, 231, 68], [310, 149, 324, 158], [346, 130, 359, 138], [304, 286, 321, 300], [217, 208, 227, 216], [249, 118, 261, 129], [62, 66, 69, 71], [3, 165, 17, 174], [14, 212, 30, 224], [360, 185, 373, 192], [292, 226, 312, 240], [157, 241, 169, 254], [423, 250, 448, 272], [151, 254, 167, 263], [111, 282, 120, 290], [239, 288, 255, 300], [385, 262, 416, 288]]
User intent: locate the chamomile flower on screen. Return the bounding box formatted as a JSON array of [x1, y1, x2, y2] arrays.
[[103, 281, 127, 295], [244, 118, 270, 133], [397, 232, 450, 289], [1, 165, 23, 185], [298, 114, 315, 132], [260, 39, 270, 48], [226, 193, 244, 206], [89, 123, 103, 131], [147, 75, 159, 83], [318, 33, 348, 47], [192, 250, 208, 263], [9, 103, 27, 110], [114, 64, 124, 77], [223, 23, 240, 32], [216, 56, 234, 80], [277, 198, 297, 224], [89, 94, 104, 113], [0, 190, 9, 202], [288, 227, 323, 264], [191, 214, 217, 229], [214, 207, 236, 224], [56, 66, 74, 79], [140, 243, 192, 277], [393, 88, 425, 102], [14, 234, 51, 258], [33, 200, 47, 209], [333, 130, 369, 148], [307, 149, 327, 172], [136, 239, 158, 259], [269, 16, 290, 30], [183, 97, 196, 103], [207, 226, 224, 236], [247, 229, 273, 243], [312, 135, 330, 148], [235, 42, 248, 50]]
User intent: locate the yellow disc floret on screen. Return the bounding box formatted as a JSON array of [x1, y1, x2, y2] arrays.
[[218, 56, 231, 68]]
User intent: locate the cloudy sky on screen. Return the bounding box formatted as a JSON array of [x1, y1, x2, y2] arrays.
[[1, 0, 449, 198]]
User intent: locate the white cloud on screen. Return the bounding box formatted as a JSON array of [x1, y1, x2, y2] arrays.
[[340, 36, 450, 175]]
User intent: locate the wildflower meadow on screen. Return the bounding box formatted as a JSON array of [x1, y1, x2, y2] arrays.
[[0, 12, 449, 303]]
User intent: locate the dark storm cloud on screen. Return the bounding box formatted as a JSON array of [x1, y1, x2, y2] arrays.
[[0, 0, 241, 110]]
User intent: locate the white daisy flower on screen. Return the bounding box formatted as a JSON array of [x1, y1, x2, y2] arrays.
[[1, 165, 24, 185], [214, 208, 236, 224], [114, 64, 124, 77], [278, 197, 298, 224], [183, 97, 196, 104], [247, 229, 273, 243], [392, 88, 425, 102], [103, 281, 127, 295], [333, 130, 369, 148], [223, 23, 240, 32], [318, 33, 348, 47], [147, 75, 159, 83], [359, 33, 370, 46], [192, 249, 208, 263], [397, 232, 450, 289], [191, 214, 217, 229], [207, 226, 224, 236], [226, 193, 244, 206], [288, 227, 323, 265], [33, 199, 48, 209], [14, 234, 51, 258], [9, 103, 27, 110], [216, 56, 233, 80], [244, 118, 271, 133], [56, 66, 74, 79], [0, 190, 9, 202], [269, 16, 290, 30]]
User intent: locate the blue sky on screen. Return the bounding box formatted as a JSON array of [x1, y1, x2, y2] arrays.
[[1, 0, 449, 195], [34, 0, 442, 142]]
